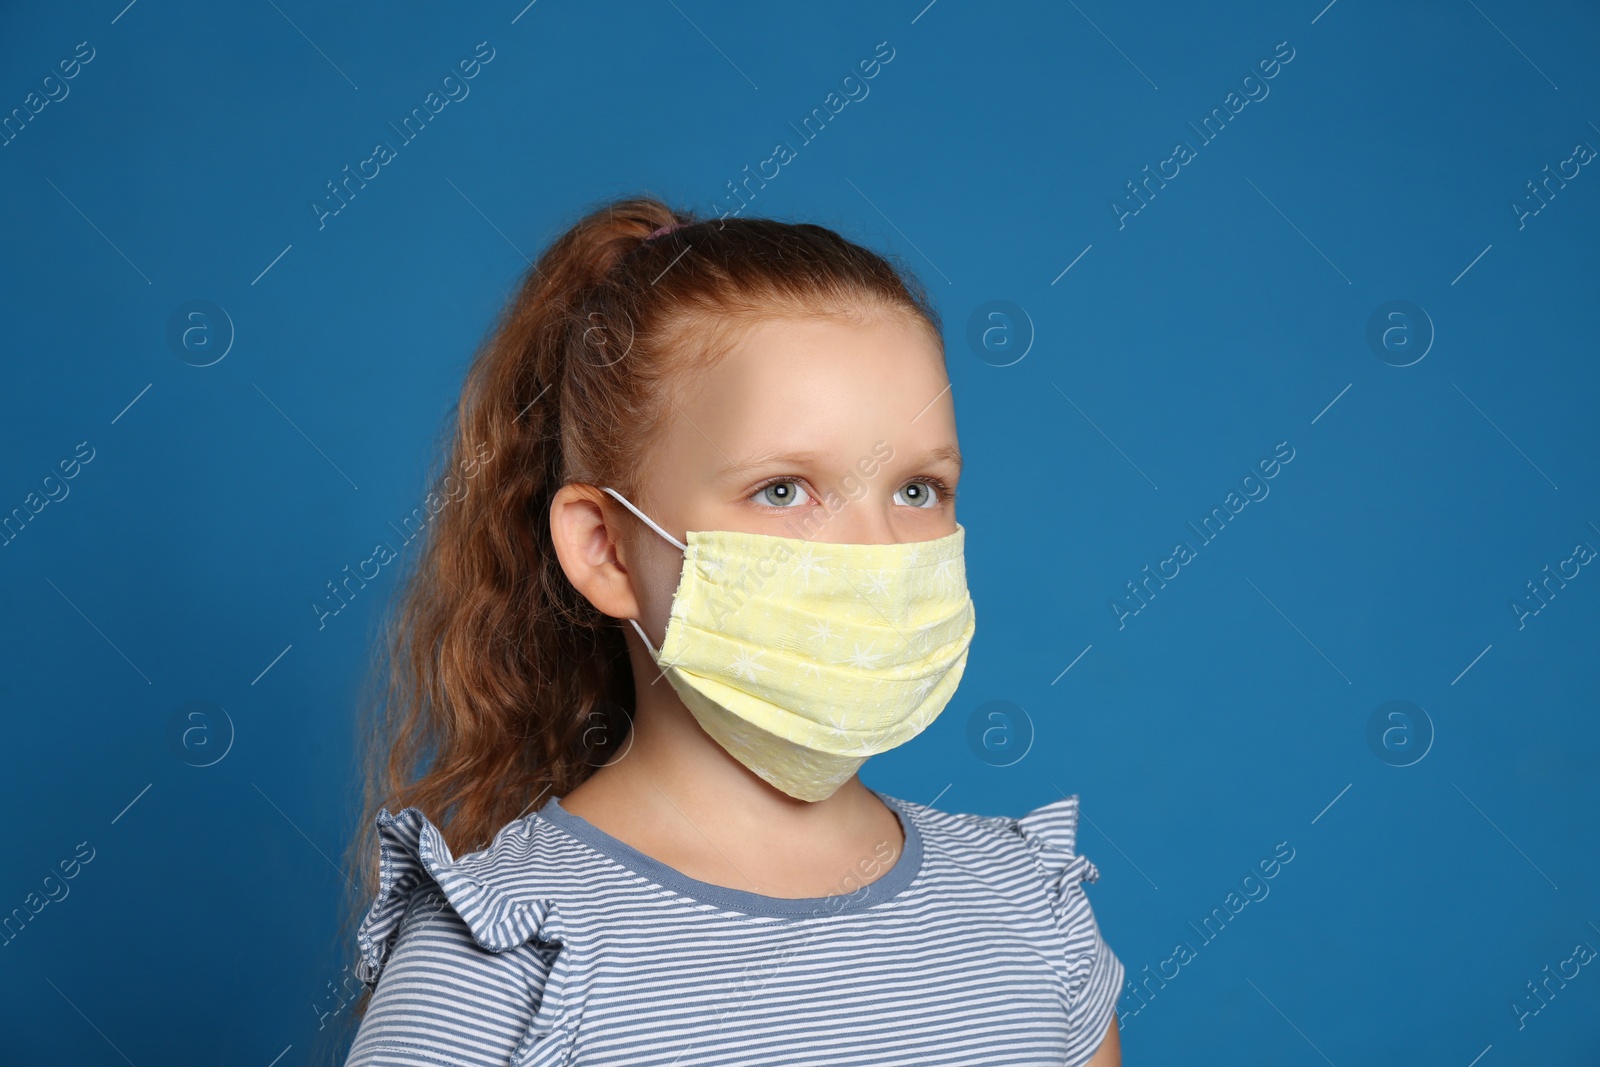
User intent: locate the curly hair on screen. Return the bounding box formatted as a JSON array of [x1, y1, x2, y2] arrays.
[[320, 192, 941, 1060]]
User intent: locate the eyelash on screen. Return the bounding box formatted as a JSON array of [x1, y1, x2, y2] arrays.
[[749, 475, 956, 509]]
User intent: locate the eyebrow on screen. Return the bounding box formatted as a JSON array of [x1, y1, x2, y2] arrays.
[[717, 444, 963, 478], [925, 444, 964, 474]]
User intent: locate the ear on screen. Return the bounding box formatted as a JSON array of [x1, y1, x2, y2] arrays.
[[549, 483, 642, 621]]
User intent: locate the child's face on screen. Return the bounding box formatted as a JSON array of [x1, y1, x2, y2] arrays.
[[641, 310, 961, 548]]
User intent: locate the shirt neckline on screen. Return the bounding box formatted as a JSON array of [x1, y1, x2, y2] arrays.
[[536, 787, 924, 918]]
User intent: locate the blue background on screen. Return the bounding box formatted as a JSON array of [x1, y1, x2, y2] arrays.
[[2, 0, 1597, 1063]]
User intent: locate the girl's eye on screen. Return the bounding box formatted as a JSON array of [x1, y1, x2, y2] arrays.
[[894, 479, 946, 508], [753, 480, 811, 508]]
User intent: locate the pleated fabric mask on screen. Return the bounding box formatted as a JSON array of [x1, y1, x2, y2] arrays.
[[600, 486, 977, 802]]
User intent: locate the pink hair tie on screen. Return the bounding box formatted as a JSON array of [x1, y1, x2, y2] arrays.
[[646, 221, 686, 240]]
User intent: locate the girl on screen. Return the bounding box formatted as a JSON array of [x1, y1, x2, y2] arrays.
[[335, 196, 1124, 1066]]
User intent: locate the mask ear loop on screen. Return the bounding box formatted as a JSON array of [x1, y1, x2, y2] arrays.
[[600, 486, 687, 668], [600, 487, 688, 551]]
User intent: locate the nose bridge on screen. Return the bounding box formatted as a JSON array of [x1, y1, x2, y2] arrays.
[[813, 477, 899, 545]]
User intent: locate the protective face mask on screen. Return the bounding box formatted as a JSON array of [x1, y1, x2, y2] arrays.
[[600, 486, 977, 802]]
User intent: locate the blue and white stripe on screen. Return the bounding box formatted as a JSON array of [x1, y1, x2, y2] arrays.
[[346, 789, 1124, 1066]]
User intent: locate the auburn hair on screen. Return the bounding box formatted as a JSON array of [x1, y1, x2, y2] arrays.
[[324, 193, 941, 1055]]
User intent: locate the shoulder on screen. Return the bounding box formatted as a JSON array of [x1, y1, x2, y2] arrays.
[[889, 791, 1100, 887], [348, 806, 580, 1067], [347, 880, 559, 1066], [355, 805, 571, 987], [892, 792, 1125, 1064]]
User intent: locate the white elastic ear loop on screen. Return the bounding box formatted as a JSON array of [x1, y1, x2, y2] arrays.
[[625, 617, 661, 659], [601, 486, 686, 663], [600, 487, 688, 551]]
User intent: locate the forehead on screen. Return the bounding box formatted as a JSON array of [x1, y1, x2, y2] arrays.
[[674, 312, 950, 440]]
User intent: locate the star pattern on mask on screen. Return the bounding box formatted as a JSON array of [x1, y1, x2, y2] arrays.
[[909, 671, 941, 704], [902, 628, 937, 663], [862, 568, 892, 596], [841, 641, 884, 670], [786, 545, 832, 588], [727, 647, 770, 682], [930, 556, 960, 591], [818, 702, 853, 734], [697, 555, 729, 584], [805, 618, 838, 644]]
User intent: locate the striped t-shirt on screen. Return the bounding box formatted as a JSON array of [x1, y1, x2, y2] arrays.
[[346, 788, 1124, 1066]]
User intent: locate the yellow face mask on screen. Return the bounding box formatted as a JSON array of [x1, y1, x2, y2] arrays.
[[601, 487, 977, 802]]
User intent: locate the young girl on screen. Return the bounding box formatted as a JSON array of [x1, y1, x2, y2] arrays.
[[335, 196, 1124, 1066]]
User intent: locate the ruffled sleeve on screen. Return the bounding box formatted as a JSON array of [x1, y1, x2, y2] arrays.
[[348, 806, 577, 1067], [1013, 795, 1126, 1065]]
